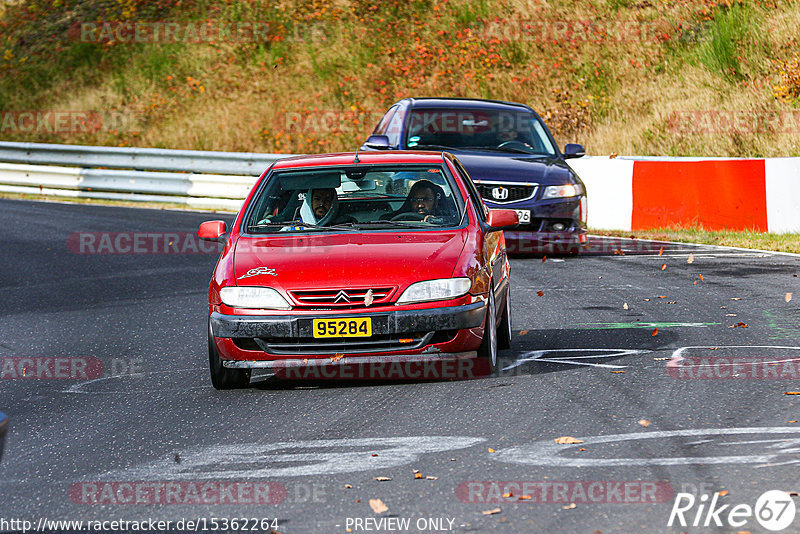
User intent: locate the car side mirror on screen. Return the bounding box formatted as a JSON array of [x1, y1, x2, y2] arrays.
[[199, 220, 227, 241], [363, 135, 391, 150], [486, 209, 519, 232], [563, 143, 585, 159]]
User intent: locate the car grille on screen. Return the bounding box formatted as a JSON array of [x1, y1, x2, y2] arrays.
[[252, 332, 434, 355], [476, 183, 537, 204], [289, 287, 395, 308]]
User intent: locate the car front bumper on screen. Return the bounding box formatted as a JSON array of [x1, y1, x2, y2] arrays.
[[210, 300, 487, 362]]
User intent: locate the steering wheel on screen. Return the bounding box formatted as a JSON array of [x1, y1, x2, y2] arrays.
[[391, 212, 427, 222]]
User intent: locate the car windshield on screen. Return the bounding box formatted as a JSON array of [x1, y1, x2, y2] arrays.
[[405, 108, 557, 156], [245, 165, 465, 233]]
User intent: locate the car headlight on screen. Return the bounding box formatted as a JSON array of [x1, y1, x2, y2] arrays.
[[542, 184, 584, 199], [220, 287, 291, 309], [396, 278, 471, 304]]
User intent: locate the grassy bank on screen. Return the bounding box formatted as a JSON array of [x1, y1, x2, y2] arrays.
[[1, 0, 799, 156], [592, 227, 800, 253]]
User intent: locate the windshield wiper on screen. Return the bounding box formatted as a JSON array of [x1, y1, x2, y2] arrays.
[[408, 144, 459, 151], [468, 145, 543, 155], [248, 220, 357, 232], [336, 220, 431, 229]]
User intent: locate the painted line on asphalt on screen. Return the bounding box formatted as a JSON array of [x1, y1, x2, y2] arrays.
[[492, 427, 800, 468], [96, 436, 486, 480]]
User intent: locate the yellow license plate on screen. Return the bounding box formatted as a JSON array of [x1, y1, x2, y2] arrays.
[[313, 318, 372, 338]]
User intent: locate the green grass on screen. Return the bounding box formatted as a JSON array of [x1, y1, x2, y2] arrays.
[[696, 3, 760, 82], [592, 227, 800, 254]]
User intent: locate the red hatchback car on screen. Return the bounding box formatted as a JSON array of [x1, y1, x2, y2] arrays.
[[199, 151, 518, 389]]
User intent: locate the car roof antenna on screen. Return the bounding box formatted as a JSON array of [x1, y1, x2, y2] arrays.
[[353, 145, 360, 164]]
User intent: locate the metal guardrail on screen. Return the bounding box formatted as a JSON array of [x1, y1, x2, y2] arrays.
[[0, 411, 7, 463], [0, 141, 290, 176], [0, 141, 297, 210]]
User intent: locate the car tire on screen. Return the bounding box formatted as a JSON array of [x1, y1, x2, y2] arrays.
[[208, 319, 251, 390], [498, 287, 512, 351], [477, 287, 498, 374]]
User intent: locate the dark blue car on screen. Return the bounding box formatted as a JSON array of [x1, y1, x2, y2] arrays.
[[0, 411, 7, 463], [362, 98, 587, 254]]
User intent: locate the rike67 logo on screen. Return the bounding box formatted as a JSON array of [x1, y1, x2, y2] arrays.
[[668, 490, 796, 531]]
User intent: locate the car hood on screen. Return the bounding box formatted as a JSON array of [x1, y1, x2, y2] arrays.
[[453, 152, 578, 185], [233, 230, 467, 291]]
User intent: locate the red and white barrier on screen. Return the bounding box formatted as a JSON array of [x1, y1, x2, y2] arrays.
[[569, 157, 800, 233]]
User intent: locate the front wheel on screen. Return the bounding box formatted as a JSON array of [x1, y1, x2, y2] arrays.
[[498, 287, 512, 350], [477, 287, 498, 373], [208, 319, 251, 390]]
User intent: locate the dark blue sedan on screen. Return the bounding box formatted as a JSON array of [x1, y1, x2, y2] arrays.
[[362, 98, 587, 254], [0, 411, 7, 463]]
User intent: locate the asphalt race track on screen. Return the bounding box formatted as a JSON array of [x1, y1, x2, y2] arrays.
[[1, 197, 799, 533]]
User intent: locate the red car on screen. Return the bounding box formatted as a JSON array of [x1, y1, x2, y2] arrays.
[[199, 151, 518, 389]]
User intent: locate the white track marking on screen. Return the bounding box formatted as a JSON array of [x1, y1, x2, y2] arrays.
[[97, 436, 485, 480], [503, 348, 649, 371], [493, 427, 800, 467]]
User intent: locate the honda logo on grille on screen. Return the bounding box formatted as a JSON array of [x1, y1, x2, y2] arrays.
[[333, 290, 351, 304], [491, 187, 509, 200]]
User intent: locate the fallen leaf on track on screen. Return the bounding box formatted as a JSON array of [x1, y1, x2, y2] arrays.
[[482, 508, 501, 515], [612, 370, 626, 374], [563, 503, 577, 509], [519, 330, 529, 336], [729, 322, 748, 328], [623, 302, 629, 310], [345, 484, 352, 489], [369, 498, 388, 514], [638, 419, 650, 427], [651, 328, 659, 336], [787, 293, 793, 302], [785, 392, 800, 395], [502, 492, 513, 498], [415, 473, 423, 479], [331, 353, 344, 362], [554, 436, 584, 444], [719, 490, 729, 496], [519, 494, 532, 500], [488, 448, 495, 453], [542, 256, 547, 263], [660, 264, 667, 271], [658, 247, 663, 256], [425, 476, 438, 480], [643, 298, 651, 301], [693, 281, 698, 285], [687, 253, 694, 264], [731, 297, 742, 300], [374, 476, 392, 481], [698, 274, 704, 281], [537, 290, 544, 297]]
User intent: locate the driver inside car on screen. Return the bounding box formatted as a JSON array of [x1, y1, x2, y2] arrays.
[[384, 179, 448, 223]]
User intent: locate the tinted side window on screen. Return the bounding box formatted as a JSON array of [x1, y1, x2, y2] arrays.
[[385, 106, 405, 147], [373, 106, 398, 135], [452, 158, 487, 222]]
